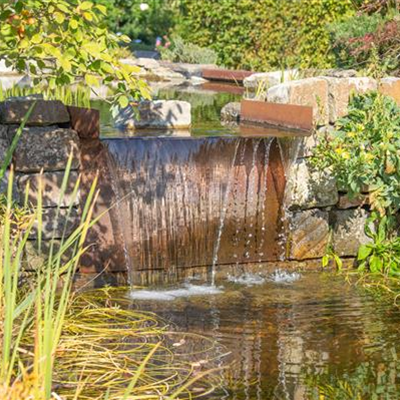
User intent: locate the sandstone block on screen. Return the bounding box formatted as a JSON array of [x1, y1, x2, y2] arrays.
[[285, 158, 339, 210], [331, 209, 372, 257], [18, 171, 80, 208], [324, 77, 377, 123], [0, 99, 70, 126], [11, 127, 80, 172], [379, 77, 400, 106], [289, 209, 330, 260], [116, 100, 192, 130], [267, 78, 329, 126]]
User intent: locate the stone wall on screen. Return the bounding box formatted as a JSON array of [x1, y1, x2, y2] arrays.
[[0, 98, 90, 270], [264, 75, 397, 262]]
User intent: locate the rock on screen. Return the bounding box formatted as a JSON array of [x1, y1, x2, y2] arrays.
[[244, 70, 298, 90], [0, 124, 10, 163], [189, 76, 208, 85], [0, 99, 70, 126], [285, 158, 339, 210], [151, 67, 186, 82], [322, 69, 358, 78], [331, 209, 372, 257], [296, 125, 334, 158], [0, 60, 17, 75], [379, 77, 400, 106], [159, 62, 217, 78], [11, 127, 80, 172], [0, 76, 29, 90], [324, 77, 377, 123], [221, 102, 241, 123], [122, 57, 160, 70], [18, 171, 80, 208], [0, 170, 20, 202], [24, 239, 76, 271], [267, 78, 329, 126], [337, 193, 368, 209], [116, 100, 192, 130], [30, 207, 80, 240], [288, 209, 330, 260]]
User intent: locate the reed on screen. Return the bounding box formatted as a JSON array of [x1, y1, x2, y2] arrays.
[[0, 84, 91, 109], [0, 112, 223, 399]]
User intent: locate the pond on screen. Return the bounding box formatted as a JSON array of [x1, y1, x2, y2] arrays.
[[95, 271, 400, 399]]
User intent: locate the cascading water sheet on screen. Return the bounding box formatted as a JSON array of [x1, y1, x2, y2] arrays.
[[101, 136, 288, 276]]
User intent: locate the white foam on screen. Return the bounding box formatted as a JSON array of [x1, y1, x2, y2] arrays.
[[130, 284, 223, 301], [227, 273, 266, 287], [268, 270, 301, 284]]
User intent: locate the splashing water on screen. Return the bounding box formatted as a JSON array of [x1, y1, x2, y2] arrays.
[[227, 273, 266, 287], [268, 269, 301, 284], [130, 284, 223, 301]]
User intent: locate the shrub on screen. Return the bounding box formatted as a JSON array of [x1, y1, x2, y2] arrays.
[[176, 0, 354, 70], [159, 36, 218, 65], [329, 13, 400, 74], [0, 0, 150, 108], [312, 92, 400, 275]]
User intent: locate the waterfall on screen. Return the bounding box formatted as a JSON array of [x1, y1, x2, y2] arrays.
[[95, 136, 287, 279]]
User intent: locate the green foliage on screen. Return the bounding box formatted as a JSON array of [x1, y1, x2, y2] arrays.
[[176, 0, 355, 70], [159, 35, 218, 65], [312, 92, 400, 275], [0, 0, 150, 108], [313, 92, 400, 216], [329, 12, 400, 73], [92, 0, 181, 46]]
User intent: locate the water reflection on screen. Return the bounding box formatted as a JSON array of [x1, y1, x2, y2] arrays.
[[124, 271, 400, 399]]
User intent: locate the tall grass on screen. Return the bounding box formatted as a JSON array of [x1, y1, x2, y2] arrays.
[[0, 106, 223, 399], [0, 84, 91, 109]]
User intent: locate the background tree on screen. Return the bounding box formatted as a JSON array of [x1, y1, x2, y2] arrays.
[[0, 0, 150, 108]]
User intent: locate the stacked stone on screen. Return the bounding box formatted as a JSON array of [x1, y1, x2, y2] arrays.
[[0, 98, 82, 269]]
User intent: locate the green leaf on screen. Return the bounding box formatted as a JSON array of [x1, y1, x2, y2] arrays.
[[80, 1, 94, 11], [118, 95, 129, 109], [358, 245, 372, 261]]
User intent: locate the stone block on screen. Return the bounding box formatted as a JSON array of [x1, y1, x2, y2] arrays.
[[324, 77, 377, 123], [267, 78, 329, 126], [116, 100, 192, 130], [379, 77, 400, 106], [337, 193, 368, 209], [0, 124, 10, 164], [285, 158, 339, 210], [31, 207, 80, 240], [288, 209, 330, 260], [18, 171, 80, 208], [296, 125, 334, 158], [24, 239, 76, 271], [221, 102, 241, 123], [12, 127, 80, 172], [0, 99, 70, 126], [244, 70, 298, 90], [331, 209, 372, 257]]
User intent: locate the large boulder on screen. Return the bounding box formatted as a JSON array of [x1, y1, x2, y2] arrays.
[[18, 171, 80, 208], [116, 100, 192, 130], [11, 127, 80, 172], [379, 77, 400, 106], [266, 78, 329, 126], [288, 209, 330, 260], [0, 99, 70, 126], [284, 158, 339, 210], [323, 77, 377, 123], [331, 209, 372, 257]]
